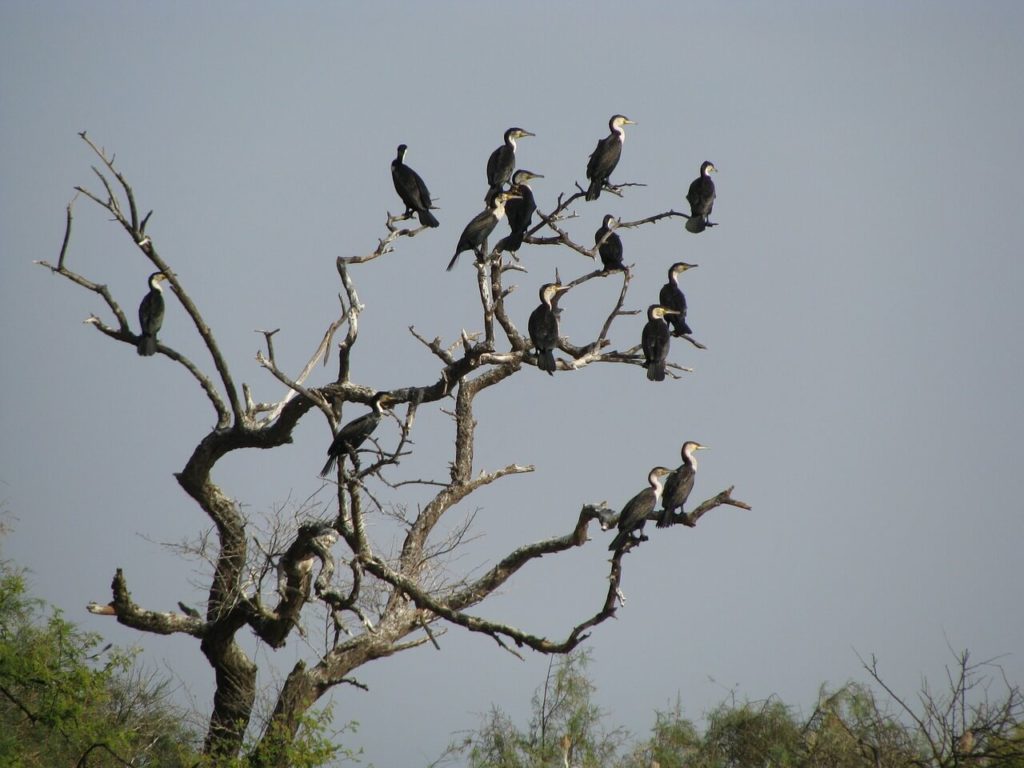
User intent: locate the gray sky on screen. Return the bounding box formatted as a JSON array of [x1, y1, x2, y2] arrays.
[[2, 2, 1023, 764]]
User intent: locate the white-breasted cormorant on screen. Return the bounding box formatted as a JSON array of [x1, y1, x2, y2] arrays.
[[585, 115, 636, 201], [391, 144, 439, 228], [137, 271, 168, 356], [608, 466, 672, 550], [487, 127, 534, 200], [320, 392, 391, 477], [528, 282, 570, 375], [497, 169, 543, 253], [657, 441, 708, 528], [659, 262, 697, 337], [594, 214, 625, 271], [686, 161, 717, 231], [447, 191, 516, 271], [641, 305, 679, 382]]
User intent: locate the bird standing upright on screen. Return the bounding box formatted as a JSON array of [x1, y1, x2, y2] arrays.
[[608, 466, 673, 551], [528, 282, 570, 375], [448, 191, 516, 271], [594, 214, 626, 272], [497, 169, 543, 254], [137, 271, 168, 356], [657, 441, 708, 527], [641, 305, 679, 382], [320, 392, 391, 478], [585, 114, 636, 201], [486, 127, 534, 200], [685, 161, 717, 232], [659, 262, 697, 337], [391, 144, 439, 227]]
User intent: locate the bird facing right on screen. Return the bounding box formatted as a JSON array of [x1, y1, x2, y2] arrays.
[[657, 441, 708, 527], [320, 392, 392, 478], [137, 271, 169, 356], [658, 262, 697, 337], [608, 466, 672, 551], [448, 191, 517, 271], [585, 114, 635, 201]]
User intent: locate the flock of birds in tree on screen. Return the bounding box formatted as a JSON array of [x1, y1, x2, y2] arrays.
[[131, 115, 721, 552]]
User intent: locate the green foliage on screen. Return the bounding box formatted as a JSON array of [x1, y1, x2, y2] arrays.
[[446, 650, 1024, 768], [0, 559, 198, 767], [453, 650, 624, 768]]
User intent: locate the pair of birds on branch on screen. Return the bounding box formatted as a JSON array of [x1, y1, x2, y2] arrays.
[[640, 261, 700, 382], [608, 441, 709, 551]]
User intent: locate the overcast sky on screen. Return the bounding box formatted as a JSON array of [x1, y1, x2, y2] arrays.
[[2, 2, 1023, 765]]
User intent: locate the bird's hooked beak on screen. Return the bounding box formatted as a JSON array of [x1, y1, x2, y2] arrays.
[[519, 129, 536, 138], [661, 308, 681, 315], [625, 118, 637, 125]]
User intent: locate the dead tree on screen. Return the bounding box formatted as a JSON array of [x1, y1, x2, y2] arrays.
[[38, 132, 750, 765]]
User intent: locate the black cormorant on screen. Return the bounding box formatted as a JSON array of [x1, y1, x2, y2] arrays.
[[641, 305, 679, 382], [497, 169, 543, 253], [528, 282, 570, 375], [585, 114, 636, 201], [594, 214, 625, 271], [391, 144, 439, 228], [657, 441, 708, 528], [608, 466, 672, 550], [487, 127, 534, 200], [686, 161, 717, 231], [659, 262, 697, 337], [447, 191, 516, 271], [137, 271, 168, 356], [319, 392, 391, 477]]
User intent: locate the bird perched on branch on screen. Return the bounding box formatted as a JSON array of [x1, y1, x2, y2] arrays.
[[391, 144, 439, 227], [585, 114, 636, 201], [497, 169, 543, 254], [657, 441, 708, 527], [320, 392, 391, 477], [594, 214, 625, 272], [608, 466, 672, 550], [659, 262, 697, 336], [448, 191, 517, 271], [137, 271, 168, 356], [486, 127, 534, 200], [685, 161, 717, 232], [528, 282, 571, 375], [641, 305, 679, 382]]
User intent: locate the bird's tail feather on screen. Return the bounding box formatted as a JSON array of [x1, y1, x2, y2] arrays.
[[137, 335, 157, 356], [319, 455, 337, 478], [419, 209, 440, 228], [538, 349, 556, 374]]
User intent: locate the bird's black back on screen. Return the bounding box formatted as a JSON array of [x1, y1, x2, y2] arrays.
[[595, 225, 624, 271], [687, 175, 716, 218], [642, 318, 671, 381], [659, 282, 691, 336], [137, 288, 165, 356], [487, 145, 514, 193]]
